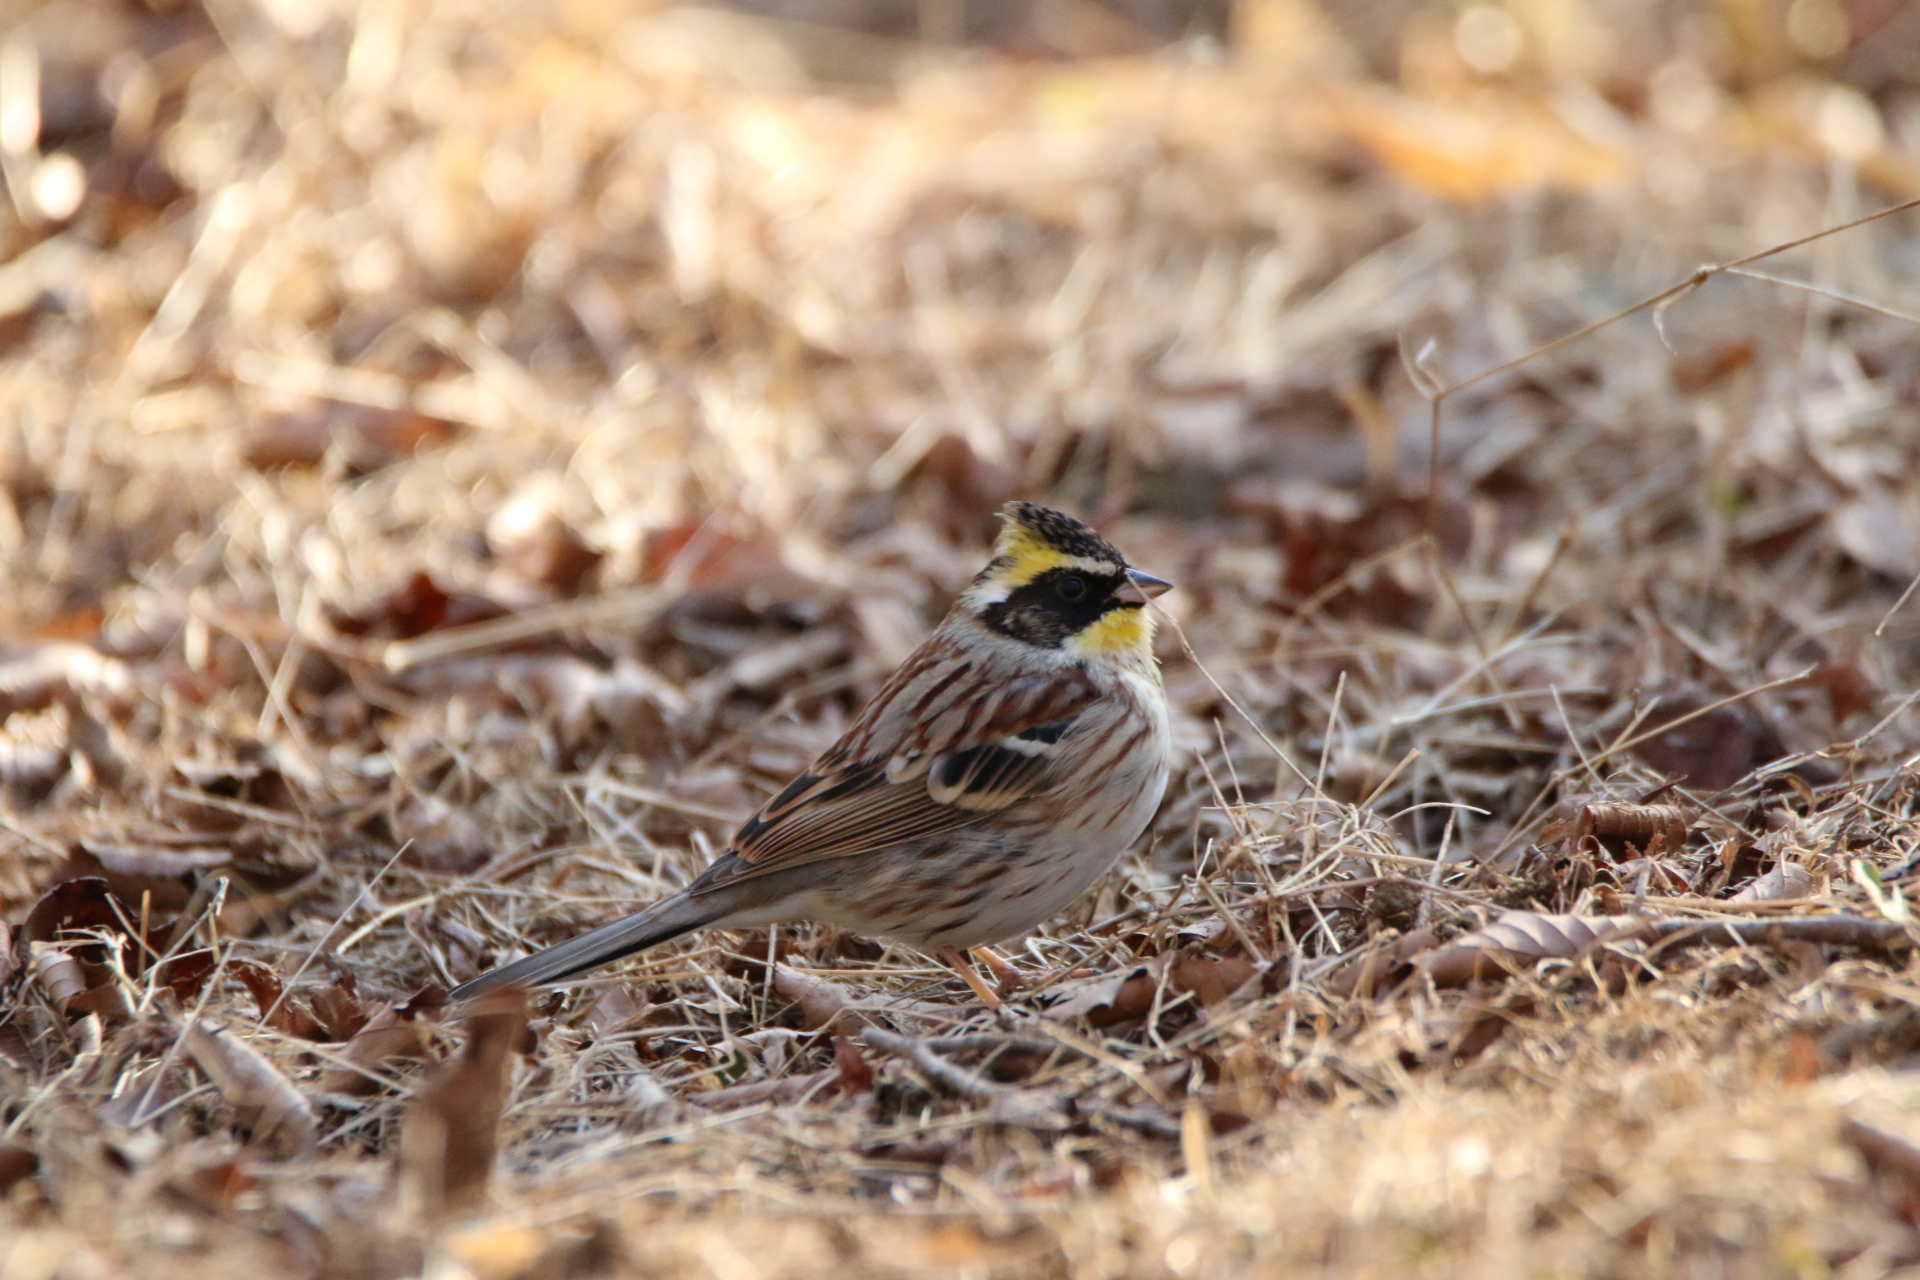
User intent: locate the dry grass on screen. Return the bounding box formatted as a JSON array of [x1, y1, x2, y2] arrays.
[[4, 0, 1920, 1276]]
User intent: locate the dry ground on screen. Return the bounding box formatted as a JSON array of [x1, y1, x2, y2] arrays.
[[4, 0, 1920, 1276]]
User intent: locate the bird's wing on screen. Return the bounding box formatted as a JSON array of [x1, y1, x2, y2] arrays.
[[691, 632, 1100, 892]]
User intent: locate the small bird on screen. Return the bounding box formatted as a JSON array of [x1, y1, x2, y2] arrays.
[[448, 502, 1173, 1005]]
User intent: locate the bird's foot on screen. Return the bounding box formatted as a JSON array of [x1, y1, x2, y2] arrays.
[[937, 947, 1006, 1009], [968, 945, 1028, 998]]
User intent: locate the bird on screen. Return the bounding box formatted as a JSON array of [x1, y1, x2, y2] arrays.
[[448, 501, 1173, 1006]]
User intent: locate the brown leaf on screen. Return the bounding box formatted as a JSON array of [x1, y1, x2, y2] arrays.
[[1168, 956, 1260, 1007], [1808, 660, 1877, 727], [1630, 687, 1788, 791], [308, 975, 370, 1042], [230, 959, 325, 1040], [487, 488, 601, 598], [0, 1145, 37, 1195], [1732, 862, 1814, 902], [1563, 801, 1693, 861], [773, 964, 866, 1032], [834, 1033, 875, 1095], [66, 982, 133, 1022], [1037, 958, 1163, 1025], [155, 948, 218, 1005], [24, 877, 128, 957], [1320, 927, 1439, 999], [243, 403, 459, 471], [400, 987, 529, 1221], [328, 572, 510, 640], [1416, 913, 1649, 987], [56, 843, 221, 914], [319, 987, 446, 1095], [182, 1019, 318, 1158]]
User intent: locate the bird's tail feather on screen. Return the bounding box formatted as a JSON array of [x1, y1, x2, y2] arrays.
[[448, 892, 716, 1003]]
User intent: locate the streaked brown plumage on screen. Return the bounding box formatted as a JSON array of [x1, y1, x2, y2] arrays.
[[449, 501, 1173, 1003]]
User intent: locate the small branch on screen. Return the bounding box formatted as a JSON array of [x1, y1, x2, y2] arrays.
[[860, 1026, 1003, 1102]]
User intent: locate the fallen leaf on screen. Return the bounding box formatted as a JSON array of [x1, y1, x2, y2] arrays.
[[1733, 862, 1814, 902], [1558, 801, 1693, 860], [834, 1033, 874, 1095], [183, 1018, 318, 1158], [24, 877, 130, 961], [773, 963, 865, 1032], [328, 572, 510, 641], [399, 987, 528, 1220], [1415, 913, 1649, 987], [487, 484, 602, 598], [308, 975, 370, 1042], [29, 943, 86, 1010], [230, 959, 325, 1039], [1630, 686, 1788, 791], [319, 986, 447, 1095], [0, 1145, 37, 1195], [1807, 660, 1877, 727]]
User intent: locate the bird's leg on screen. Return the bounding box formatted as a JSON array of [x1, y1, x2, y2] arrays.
[[936, 947, 1005, 1009], [968, 945, 1026, 996]]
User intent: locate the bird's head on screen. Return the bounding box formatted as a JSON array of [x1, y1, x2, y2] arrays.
[[960, 502, 1172, 661]]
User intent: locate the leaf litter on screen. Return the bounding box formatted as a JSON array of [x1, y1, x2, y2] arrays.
[[1, 0, 1920, 1276]]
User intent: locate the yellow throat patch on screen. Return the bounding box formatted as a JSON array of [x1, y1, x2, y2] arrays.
[[1069, 605, 1154, 656]]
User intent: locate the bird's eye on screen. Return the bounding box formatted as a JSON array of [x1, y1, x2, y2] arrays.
[[1056, 576, 1087, 602]]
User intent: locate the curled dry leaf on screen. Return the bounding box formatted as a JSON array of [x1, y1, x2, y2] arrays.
[[1561, 801, 1692, 860], [1416, 913, 1650, 987], [328, 571, 509, 641], [773, 963, 865, 1032], [65, 841, 226, 912], [486, 482, 602, 598], [399, 986, 528, 1221], [24, 877, 129, 959], [29, 943, 86, 1010], [182, 1019, 318, 1158]]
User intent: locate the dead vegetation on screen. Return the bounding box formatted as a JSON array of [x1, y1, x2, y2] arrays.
[[3, 0, 1920, 1275]]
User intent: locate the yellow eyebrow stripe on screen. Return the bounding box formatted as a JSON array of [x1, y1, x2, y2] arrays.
[[997, 526, 1117, 584]]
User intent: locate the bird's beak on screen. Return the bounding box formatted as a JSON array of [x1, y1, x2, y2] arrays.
[[1116, 570, 1173, 606]]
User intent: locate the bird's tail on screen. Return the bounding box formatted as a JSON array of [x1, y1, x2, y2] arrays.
[[447, 891, 717, 1003]]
